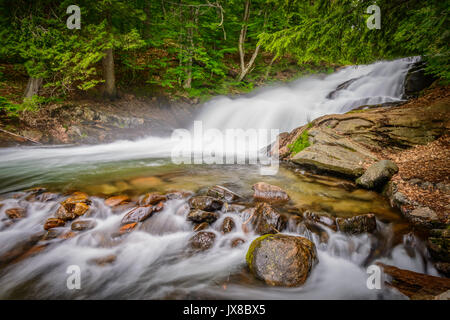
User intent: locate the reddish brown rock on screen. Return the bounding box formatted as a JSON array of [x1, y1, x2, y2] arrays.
[[88, 255, 117, 266], [139, 193, 166, 206], [44, 218, 66, 230], [231, 238, 245, 248], [5, 207, 27, 219], [377, 262, 450, 299], [119, 222, 138, 234], [105, 195, 130, 207], [207, 185, 242, 202], [336, 213, 377, 234], [252, 182, 290, 204]]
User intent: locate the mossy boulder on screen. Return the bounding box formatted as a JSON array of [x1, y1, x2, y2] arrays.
[[246, 234, 317, 287]]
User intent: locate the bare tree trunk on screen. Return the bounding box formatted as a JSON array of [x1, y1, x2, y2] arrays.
[[102, 47, 117, 100], [237, 0, 261, 82], [183, 7, 198, 89], [23, 77, 43, 98]]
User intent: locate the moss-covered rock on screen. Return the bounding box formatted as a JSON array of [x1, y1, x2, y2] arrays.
[[246, 234, 317, 287], [356, 160, 398, 189]]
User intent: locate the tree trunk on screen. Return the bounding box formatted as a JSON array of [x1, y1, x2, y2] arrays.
[[237, 0, 261, 82], [102, 47, 117, 100], [23, 77, 43, 98]]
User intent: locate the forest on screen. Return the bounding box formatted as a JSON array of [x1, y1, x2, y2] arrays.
[[0, 0, 448, 113]]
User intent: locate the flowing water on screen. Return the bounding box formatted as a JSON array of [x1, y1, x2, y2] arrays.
[[0, 57, 436, 299]]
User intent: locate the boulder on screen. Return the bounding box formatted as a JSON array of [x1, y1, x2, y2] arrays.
[[427, 229, 450, 263], [303, 211, 336, 230], [71, 219, 97, 231], [187, 209, 219, 224], [207, 185, 242, 202], [5, 207, 27, 219], [336, 213, 377, 234], [189, 231, 216, 251], [252, 182, 290, 204], [246, 234, 317, 287], [290, 128, 377, 178], [188, 196, 223, 212], [221, 217, 235, 234], [55, 196, 91, 221], [356, 160, 398, 189], [246, 202, 286, 235]]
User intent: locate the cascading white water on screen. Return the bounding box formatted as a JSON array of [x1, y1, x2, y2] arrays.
[[0, 57, 435, 300]]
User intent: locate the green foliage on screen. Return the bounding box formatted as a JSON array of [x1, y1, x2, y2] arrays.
[[288, 129, 310, 155]]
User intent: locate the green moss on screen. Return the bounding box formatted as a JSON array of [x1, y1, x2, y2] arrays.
[[288, 129, 310, 156], [246, 234, 275, 270]]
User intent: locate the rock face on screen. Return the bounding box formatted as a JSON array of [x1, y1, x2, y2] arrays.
[[188, 196, 223, 212], [247, 202, 286, 235], [356, 160, 398, 189], [290, 128, 377, 178], [252, 182, 290, 204], [189, 231, 216, 251], [427, 229, 450, 268], [207, 185, 241, 202], [336, 214, 377, 234], [186, 209, 219, 224], [246, 234, 317, 287], [403, 61, 436, 98], [277, 94, 449, 178]]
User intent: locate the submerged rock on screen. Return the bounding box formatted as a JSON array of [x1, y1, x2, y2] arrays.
[[188, 196, 223, 212], [207, 185, 242, 202], [356, 160, 398, 189], [71, 219, 97, 231], [56, 195, 91, 221], [246, 202, 287, 235], [252, 182, 290, 204], [44, 218, 66, 230], [246, 234, 317, 287], [88, 254, 117, 266], [187, 209, 219, 224], [231, 238, 245, 248], [121, 205, 162, 225], [5, 207, 27, 220], [336, 213, 377, 234], [119, 222, 137, 234], [303, 211, 336, 230], [189, 231, 216, 251]]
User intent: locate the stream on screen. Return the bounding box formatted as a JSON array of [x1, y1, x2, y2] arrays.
[[0, 56, 437, 299]]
